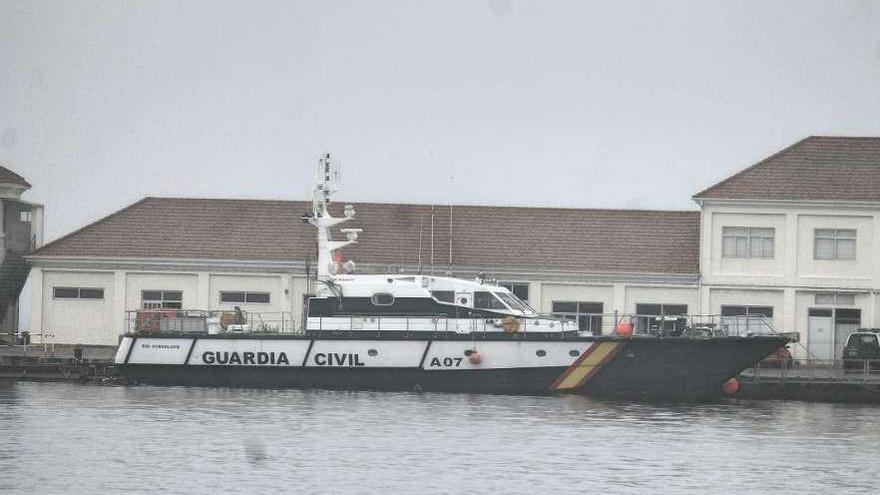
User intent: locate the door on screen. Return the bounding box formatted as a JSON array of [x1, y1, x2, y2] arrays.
[[807, 309, 833, 361], [834, 308, 861, 362]]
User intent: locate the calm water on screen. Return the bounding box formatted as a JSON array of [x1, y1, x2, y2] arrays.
[[1, 383, 878, 495]]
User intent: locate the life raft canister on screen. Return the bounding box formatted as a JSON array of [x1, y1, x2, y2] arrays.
[[501, 316, 520, 333]]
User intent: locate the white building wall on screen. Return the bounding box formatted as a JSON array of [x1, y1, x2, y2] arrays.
[[41, 270, 116, 345], [700, 200, 880, 358]]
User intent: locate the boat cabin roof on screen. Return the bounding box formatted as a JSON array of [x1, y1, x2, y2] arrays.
[[320, 274, 537, 315]]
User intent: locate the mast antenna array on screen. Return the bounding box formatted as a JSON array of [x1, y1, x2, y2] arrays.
[[306, 153, 361, 281]]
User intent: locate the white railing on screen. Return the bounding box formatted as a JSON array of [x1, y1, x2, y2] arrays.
[[305, 314, 570, 335]]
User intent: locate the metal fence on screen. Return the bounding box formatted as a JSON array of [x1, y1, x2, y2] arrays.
[[745, 358, 880, 384]]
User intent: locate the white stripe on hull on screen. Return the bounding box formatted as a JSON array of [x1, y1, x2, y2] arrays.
[[117, 336, 588, 370]]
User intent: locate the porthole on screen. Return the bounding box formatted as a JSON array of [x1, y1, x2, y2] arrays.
[[569, 350, 580, 357], [536, 349, 547, 357], [371, 292, 395, 306], [459, 297, 468, 305], [368, 349, 378, 357]]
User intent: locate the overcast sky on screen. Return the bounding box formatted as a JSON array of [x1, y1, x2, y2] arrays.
[[2, 0, 879, 241]]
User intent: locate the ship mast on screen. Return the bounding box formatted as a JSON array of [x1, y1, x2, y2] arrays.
[[306, 153, 361, 281]]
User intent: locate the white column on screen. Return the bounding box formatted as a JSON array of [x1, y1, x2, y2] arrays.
[[291, 276, 308, 332], [197, 272, 211, 310], [28, 266, 43, 334], [612, 282, 626, 314], [867, 290, 877, 328], [783, 212, 798, 282], [783, 287, 797, 335], [113, 270, 126, 335], [531, 282, 543, 312]]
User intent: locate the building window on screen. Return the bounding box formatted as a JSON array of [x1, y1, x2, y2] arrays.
[[721, 306, 774, 334], [814, 229, 856, 260], [499, 282, 529, 302], [53, 287, 104, 300], [220, 291, 271, 304], [815, 292, 856, 306], [142, 290, 183, 309], [722, 227, 774, 258], [552, 301, 603, 335], [635, 304, 688, 335]]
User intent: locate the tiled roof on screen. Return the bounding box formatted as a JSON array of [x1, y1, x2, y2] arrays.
[[0, 163, 31, 188], [30, 198, 701, 276], [694, 136, 880, 202]]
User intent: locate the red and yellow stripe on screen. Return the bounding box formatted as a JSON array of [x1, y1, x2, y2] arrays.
[[550, 342, 622, 391]]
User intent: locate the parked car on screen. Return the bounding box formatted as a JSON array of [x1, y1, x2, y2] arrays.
[[842, 329, 880, 373], [761, 345, 793, 368]]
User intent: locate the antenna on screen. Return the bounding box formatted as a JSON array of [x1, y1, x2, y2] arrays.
[[448, 204, 453, 273], [417, 214, 424, 274], [430, 205, 435, 276]]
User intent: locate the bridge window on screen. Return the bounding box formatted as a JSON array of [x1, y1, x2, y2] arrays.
[[371, 292, 395, 306], [431, 290, 454, 303], [54, 287, 104, 300], [142, 290, 183, 309], [474, 291, 507, 310]]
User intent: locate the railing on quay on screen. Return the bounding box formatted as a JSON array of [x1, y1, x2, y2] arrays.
[[744, 357, 880, 384]]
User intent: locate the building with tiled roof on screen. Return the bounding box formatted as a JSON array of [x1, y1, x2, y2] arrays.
[[31, 198, 700, 277], [694, 136, 880, 202], [21, 136, 880, 360]]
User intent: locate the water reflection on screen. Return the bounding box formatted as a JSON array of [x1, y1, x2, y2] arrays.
[[0, 382, 877, 494]]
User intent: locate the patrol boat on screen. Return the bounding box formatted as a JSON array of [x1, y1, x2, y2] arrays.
[[116, 154, 788, 400]]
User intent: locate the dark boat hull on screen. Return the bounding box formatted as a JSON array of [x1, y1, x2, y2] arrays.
[[118, 333, 786, 401]]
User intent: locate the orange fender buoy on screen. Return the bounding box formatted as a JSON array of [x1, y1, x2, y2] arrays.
[[616, 322, 634, 338], [468, 352, 482, 365], [722, 378, 740, 395]]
